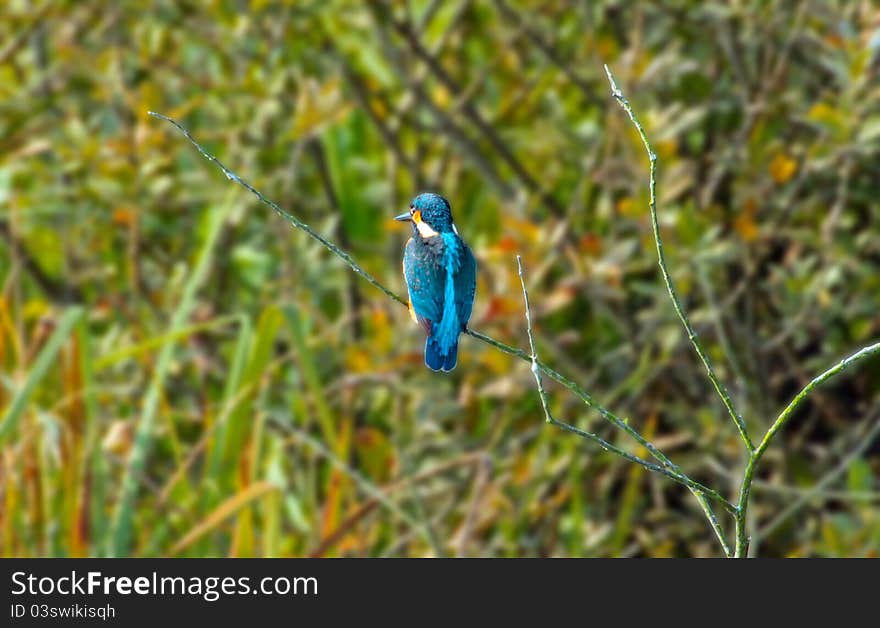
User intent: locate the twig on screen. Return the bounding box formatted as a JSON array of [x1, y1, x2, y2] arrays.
[[602, 63, 880, 557], [603, 64, 755, 453], [0, 1, 52, 66], [465, 329, 682, 476], [517, 255, 733, 553], [694, 492, 732, 557], [734, 341, 880, 556], [147, 111, 405, 308], [755, 415, 880, 545]]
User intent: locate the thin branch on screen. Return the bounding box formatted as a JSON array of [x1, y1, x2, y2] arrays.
[[755, 415, 880, 545], [516, 256, 547, 415], [147, 111, 405, 307], [735, 341, 880, 556], [149, 112, 736, 520], [603, 64, 754, 453], [694, 492, 732, 557], [601, 64, 880, 557], [756, 342, 880, 460], [516, 255, 736, 540], [464, 328, 684, 476]]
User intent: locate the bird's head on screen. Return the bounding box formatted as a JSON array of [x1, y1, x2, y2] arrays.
[[395, 192, 456, 238]]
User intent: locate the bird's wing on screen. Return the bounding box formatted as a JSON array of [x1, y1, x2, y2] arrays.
[[404, 237, 445, 333], [455, 243, 477, 330]]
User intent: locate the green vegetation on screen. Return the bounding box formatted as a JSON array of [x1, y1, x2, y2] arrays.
[[1, 1, 879, 557]]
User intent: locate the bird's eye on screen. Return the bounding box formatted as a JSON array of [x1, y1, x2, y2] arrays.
[[410, 205, 414, 214]]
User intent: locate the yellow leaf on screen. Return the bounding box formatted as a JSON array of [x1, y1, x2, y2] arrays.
[[656, 139, 678, 160], [170, 482, 278, 555], [502, 216, 540, 244], [501, 48, 520, 72], [345, 347, 373, 373], [432, 84, 450, 108], [769, 152, 797, 184], [370, 308, 391, 353], [291, 77, 353, 140], [808, 102, 837, 124], [807, 102, 846, 136], [22, 299, 49, 321], [370, 97, 387, 119], [616, 197, 637, 216]]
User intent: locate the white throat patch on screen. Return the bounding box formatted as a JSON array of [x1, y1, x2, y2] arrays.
[[416, 220, 440, 238]]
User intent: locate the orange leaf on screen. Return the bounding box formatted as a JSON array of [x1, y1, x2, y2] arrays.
[[580, 233, 602, 257], [112, 207, 136, 227], [734, 199, 760, 242]]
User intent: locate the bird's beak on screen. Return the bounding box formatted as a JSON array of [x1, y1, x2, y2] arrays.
[[394, 212, 412, 222]]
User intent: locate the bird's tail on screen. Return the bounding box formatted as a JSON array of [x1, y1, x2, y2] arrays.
[[425, 336, 458, 372]]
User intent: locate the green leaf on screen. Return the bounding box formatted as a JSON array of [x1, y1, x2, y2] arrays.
[[0, 307, 84, 442]]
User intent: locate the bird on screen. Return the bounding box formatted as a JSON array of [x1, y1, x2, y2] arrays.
[[395, 193, 477, 372]]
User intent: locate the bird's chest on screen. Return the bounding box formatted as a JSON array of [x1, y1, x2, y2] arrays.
[[408, 236, 447, 271], [405, 236, 452, 302]]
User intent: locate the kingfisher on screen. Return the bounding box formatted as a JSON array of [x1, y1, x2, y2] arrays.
[[395, 193, 477, 372]]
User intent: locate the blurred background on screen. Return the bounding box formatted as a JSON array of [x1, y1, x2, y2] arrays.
[[1, 0, 879, 557]]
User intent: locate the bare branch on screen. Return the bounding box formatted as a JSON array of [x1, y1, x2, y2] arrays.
[[735, 341, 880, 556], [603, 64, 754, 453], [516, 255, 736, 530]]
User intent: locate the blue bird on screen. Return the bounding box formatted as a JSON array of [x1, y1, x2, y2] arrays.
[[395, 193, 477, 372]]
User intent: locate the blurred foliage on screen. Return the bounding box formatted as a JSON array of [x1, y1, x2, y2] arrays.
[[1, 0, 879, 557]]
